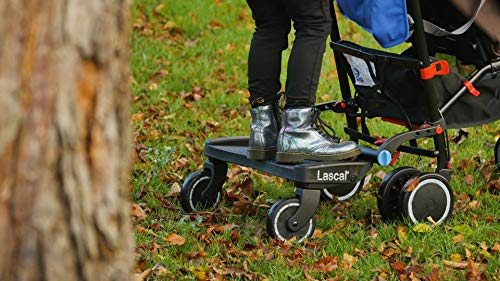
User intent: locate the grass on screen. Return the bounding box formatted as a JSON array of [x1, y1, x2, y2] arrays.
[[130, 0, 500, 280]]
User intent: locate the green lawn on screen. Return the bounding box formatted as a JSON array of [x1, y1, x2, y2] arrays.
[[130, 0, 500, 280]]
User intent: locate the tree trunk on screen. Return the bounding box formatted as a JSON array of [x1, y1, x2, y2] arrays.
[[0, 1, 133, 280]]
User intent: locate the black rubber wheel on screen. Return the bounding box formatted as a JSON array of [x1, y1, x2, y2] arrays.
[[400, 173, 454, 225], [377, 167, 420, 222], [322, 178, 365, 201], [266, 198, 315, 243], [495, 138, 499, 166], [180, 170, 222, 212]]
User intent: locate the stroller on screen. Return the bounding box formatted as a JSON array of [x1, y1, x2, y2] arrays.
[[179, 0, 500, 242]]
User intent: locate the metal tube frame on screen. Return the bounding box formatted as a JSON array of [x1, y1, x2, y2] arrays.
[[329, 0, 451, 172]]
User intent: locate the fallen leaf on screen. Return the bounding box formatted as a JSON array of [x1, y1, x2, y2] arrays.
[[135, 269, 152, 281], [413, 223, 432, 233], [425, 269, 440, 281], [404, 177, 420, 193], [131, 203, 147, 222], [443, 260, 468, 270], [167, 182, 181, 197], [165, 233, 186, 246], [453, 234, 465, 243], [375, 170, 387, 180], [453, 224, 473, 235], [450, 253, 463, 262], [390, 261, 407, 274], [491, 242, 500, 252], [464, 174, 475, 186], [151, 262, 170, 276], [311, 256, 339, 273]]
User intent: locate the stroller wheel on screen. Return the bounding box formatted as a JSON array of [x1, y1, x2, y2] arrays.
[[180, 169, 222, 212], [266, 198, 315, 243], [495, 138, 499, 166], [400, 173, 454, 225], [322, 177, 366, 201], [377, 167, 420, 222]]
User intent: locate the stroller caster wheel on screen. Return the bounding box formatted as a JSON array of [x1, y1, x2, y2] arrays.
[[322, 177, 366, 201], [378, 167, 420, 222], [180, 169, 223, 213], [266, 198, 315, 243], [400, 173, 454, 225], [495, 138, 499, 166]]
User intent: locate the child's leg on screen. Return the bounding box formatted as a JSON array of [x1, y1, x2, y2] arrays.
[[246, 0, 291, 106], [282, 0, 332, 108]]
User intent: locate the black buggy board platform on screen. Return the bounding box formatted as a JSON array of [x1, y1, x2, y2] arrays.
[[204, 136, 373, 189]]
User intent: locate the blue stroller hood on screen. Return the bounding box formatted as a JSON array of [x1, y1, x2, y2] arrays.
[[337, 0, 409, 48]]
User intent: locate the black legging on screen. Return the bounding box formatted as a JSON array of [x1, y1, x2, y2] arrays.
[[246, 0, 332, 108]]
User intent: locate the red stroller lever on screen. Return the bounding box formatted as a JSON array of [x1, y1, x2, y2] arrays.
[[420, 60, 450, 80]]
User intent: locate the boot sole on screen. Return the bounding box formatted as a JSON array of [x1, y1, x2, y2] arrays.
[[247, 148, 277, 161], [275, 148, 362, 163]]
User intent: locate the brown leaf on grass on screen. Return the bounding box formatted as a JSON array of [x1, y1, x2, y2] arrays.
[[443, 260, 468, 270], [341, 253, 357, 270], [301, 264, 315, 281], [311, 256, 339, 273], [425, 269, 440, 281], [382, 247, 395, 259], [209, 19, 225, 30], [135, 269, 152, 281], [466, 259, 481, 281], [487, 179, 499, 193], [151, 262, 170, 277], [480, 162, 492, 182], [464, 174, 475, 186], [390, 261, 407, 274], [230, 230, 241, 242], [166, 182, 181, 197], [165, 233, 186, 246], [186, 248, 207, 259], [453, 234, 465, 243], [171, 157, 190, 172], [131, 203, 147, 222], [491, 242, 500, 253], [375, 170, 387, 180], [213, 265, 254, 280], [136, 259, 148, 273], [312, 229, 326, 239], [207, 223, 239, 235], [404, 177, 420, 193]]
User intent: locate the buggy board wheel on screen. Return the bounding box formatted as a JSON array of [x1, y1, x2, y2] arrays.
[[400, 173, 454, 225], [180, 169, 222, 212], [377, 167, 420, 222], [495, 138, 500, 166], [266, 198, 315, 243], [322, 177, 366, 201]]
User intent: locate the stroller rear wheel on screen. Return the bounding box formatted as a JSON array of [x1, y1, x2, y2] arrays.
[[266, 198, 315, 243], [378, 167, 420, 222], [399, 173, 454, 225], [180, 169, 222, 213]]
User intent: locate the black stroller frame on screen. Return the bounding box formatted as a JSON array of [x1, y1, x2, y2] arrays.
[[179, 0, 500, 242]]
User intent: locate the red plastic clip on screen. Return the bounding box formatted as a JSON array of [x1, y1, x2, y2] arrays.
[[463, 80, 480, 96], [389, 151, 400, 166], [420, 60, 450, 80]]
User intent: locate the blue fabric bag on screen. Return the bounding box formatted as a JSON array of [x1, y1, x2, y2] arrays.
[[337, 0, 409, 48]]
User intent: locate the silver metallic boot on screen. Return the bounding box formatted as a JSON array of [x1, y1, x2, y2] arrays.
[[276, 107, 361, 163], [247, 103, 281, 160]]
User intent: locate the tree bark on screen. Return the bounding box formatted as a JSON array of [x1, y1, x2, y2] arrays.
[[0, 0, 133, 280]]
